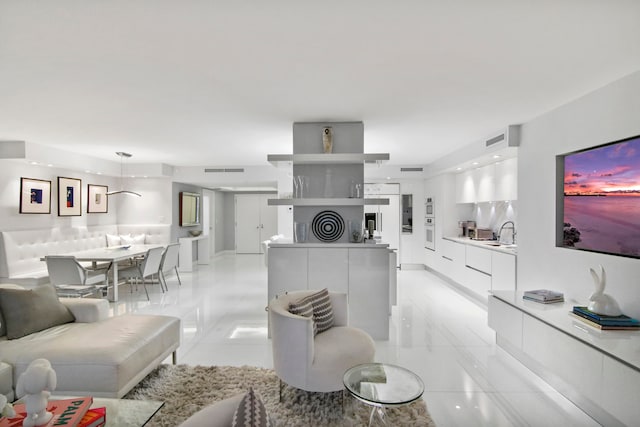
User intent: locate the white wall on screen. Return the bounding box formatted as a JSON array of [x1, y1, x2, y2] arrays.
[[0, 160, 120, 230], [518, 70, 640, 319], [0, 160, 171, 232]]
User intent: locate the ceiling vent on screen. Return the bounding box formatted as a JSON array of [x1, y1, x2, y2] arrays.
[[485, 125, 520, 150], [204, 168, 245, 173], [400, 167, 423, 172]]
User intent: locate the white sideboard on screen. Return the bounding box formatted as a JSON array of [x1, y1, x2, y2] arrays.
[[268, 242, 393, 340], [178, 235, 210, 272], [488, 291, 640, 427]]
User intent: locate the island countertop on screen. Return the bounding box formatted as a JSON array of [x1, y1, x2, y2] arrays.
[[268, 242, 390, 249]]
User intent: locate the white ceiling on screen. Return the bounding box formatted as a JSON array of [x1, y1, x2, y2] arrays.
[[1, 1, 640, 169]]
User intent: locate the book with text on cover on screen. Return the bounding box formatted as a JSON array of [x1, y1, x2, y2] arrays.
[[78, 407, 106, 427], [0, 396, 93, 427]]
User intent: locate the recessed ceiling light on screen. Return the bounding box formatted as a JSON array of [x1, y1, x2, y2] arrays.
[[130, 175, 136, 178], [386, 176, 391, 180], [143, 175, 148, 178], [455, 167, 462, 171], [30, 161, 38, 165], [96, 172, 102, 175], [472, 162, 479, 166], [47, 164, 53, 167], [85, 170, 91, 173], [493, 155, 502, 159]]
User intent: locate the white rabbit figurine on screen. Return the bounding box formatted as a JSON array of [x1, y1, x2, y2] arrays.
[[16, 359, 57, 427], [588, 265, 622, 316]]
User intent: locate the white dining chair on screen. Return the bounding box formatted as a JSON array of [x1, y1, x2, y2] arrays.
[[118, 246, 165, 300], [159, 243, 182, 291], [45, 256, 109, 297]]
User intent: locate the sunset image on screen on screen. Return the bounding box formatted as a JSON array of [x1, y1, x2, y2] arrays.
[[563, 136, 640, 257]]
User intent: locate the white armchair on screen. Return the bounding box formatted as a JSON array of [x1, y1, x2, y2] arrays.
[[268, 290, 376, 394]]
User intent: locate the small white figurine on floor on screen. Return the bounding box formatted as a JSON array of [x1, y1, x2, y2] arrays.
[[588, 265, 622, 316], [16, 359, 57, 427], [0, 394, 16, 418]]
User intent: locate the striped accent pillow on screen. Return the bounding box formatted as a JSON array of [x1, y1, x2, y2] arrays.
[[307, 288, 334, 334], [231, 387, 273, 427], [288, 297, 318, 336]]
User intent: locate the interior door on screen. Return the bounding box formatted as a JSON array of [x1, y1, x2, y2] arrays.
[[235, 195, 261, 253], [259, 195, 278, 245]]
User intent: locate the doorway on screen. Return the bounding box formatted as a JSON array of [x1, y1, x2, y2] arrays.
[[235, 194, 277, 254]]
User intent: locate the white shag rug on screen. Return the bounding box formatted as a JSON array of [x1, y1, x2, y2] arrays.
[[125, 364, 436, 427]]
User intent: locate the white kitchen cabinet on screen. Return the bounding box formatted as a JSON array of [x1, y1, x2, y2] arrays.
[[522, 314, 603, 404], [491, 251, 516, 291], [455, 157, 517, 203], [455, 170, 476, 203], [487, 296, 523, 349], [268, 244, 391, 340], [465, 245, 492, 274], [475, 164, 495, 202], [267, 247, 308, 303], [494, 157, 518, 201], [489, 293, 640, 426], [464, 266, 492, 299], [308, 248, 348, 293]]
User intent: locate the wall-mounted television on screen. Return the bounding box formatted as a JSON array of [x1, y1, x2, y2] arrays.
[[557, 134, 640, 258], [179, 191, 201, 227]]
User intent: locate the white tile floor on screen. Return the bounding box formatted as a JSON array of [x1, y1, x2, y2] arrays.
[[111, 253, 600, 426]]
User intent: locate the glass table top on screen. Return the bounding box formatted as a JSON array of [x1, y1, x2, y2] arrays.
[[15, 396, 164, 427], [343, 363, 425, 407]]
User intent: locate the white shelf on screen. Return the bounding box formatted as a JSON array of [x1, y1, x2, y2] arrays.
[[268, 197, 389, 206], [267, 153, 389, 166]]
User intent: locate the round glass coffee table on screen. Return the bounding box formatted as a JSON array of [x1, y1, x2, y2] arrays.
[[343, 363, 424, 426]]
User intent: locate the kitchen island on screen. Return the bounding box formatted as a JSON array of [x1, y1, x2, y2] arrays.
[[268, 242, 394, 340]]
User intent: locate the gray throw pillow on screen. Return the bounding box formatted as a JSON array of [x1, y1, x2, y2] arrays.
[[306, 288, 334, 334], [0, 284, 24, 337], [288, 297, 318, 336], [231, 387, 273, 427], [0, 285, 75, 339]]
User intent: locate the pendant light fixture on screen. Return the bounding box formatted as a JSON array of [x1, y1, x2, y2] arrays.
[[106, 151, 142, 197]]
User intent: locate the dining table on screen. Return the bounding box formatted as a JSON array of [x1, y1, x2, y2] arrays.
[[42, 244, 165, 302]]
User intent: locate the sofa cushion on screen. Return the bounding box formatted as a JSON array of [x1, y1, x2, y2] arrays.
[[120, 234, 145, 245], [231, 387, 273, 427], [306, 288, 334, 334], [106, 234, 121, 247], [288, 297, 317, 336], [0, 284, 24, 337], [0, 285, 75, 339]]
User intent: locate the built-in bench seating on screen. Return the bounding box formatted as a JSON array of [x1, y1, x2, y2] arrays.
[[0, 225, 170, 286]]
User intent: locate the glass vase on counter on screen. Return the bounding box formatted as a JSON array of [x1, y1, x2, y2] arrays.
[[348, 220, 364, 243]]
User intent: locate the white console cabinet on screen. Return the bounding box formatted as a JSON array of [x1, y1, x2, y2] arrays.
[[178, 235, 209, 272], [489, 292, 640, 427]]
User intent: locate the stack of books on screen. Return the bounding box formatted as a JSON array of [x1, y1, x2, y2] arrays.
[[571, 306, 640, 330], [523, 289, 564, 304]]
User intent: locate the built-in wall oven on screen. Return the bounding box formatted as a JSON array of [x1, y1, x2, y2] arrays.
[[425, 217, 435, 251], [425, 197, 434, 217]]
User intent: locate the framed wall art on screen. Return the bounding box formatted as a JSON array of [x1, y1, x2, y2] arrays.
[[19, 177, 51, 214], [58, 176, 82, 216], [87, 184, 108, 213]]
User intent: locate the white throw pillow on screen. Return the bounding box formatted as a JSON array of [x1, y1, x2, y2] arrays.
[[121, 234, 145, 245], [106, 234, 121, 247]]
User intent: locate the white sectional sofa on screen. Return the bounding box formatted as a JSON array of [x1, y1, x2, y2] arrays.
[[0, 288, 180, 400], [0, 225, 170, 285]]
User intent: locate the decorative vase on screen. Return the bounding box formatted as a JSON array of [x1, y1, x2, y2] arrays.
[[322, 127, 333, 153], [348, 220, 363, 243], [294, 222, 309, 243]]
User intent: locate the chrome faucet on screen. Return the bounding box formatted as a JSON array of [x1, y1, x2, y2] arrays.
[[498, 221, 516, 245]]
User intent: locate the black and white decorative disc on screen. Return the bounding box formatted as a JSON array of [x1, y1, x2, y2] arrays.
[[311, 210, 345, 242]]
